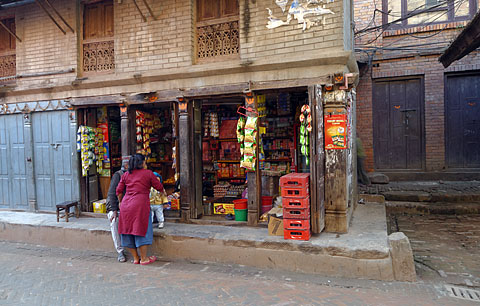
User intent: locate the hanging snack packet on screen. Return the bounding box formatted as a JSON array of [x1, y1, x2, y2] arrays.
[[244, 142, 256, 155], [245, 116, 258, 130], [237, 116, 246, 143], [244, 128, 257, 143]]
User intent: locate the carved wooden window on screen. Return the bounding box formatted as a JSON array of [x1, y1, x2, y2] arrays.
[[196, 0, 239, 63], [0, 18, 16, 83], [83, 0, 114, 74]]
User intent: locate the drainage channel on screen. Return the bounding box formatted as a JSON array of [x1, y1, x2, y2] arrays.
[[445, 285, 480, 302]]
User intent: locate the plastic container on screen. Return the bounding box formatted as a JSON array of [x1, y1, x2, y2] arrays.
[[233, 199, 248, 210], [234, 208, 247, 221], [261, 196, 273, 214], [283, 197, 310, 209], [280, 173, 310, 188]]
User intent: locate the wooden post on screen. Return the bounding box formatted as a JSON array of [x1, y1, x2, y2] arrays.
[[178, 97, 193, 222], [120, 105, 130, 158], [324, 89, 350, 233], [23, 113, 37, 212], [245, 91, 260, 226]]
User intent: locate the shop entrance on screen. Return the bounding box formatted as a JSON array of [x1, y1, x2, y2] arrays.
[[133, 102, 180, 218], [198, 89, 314, 224], [77, 106, 123, 211]]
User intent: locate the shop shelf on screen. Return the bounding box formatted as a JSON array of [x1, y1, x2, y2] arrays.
[[218, 177, 246, 180], [217, 160, 241, 163], [261, 135, 294, 139], [264, 158, 291, 162], [218, 138, 238, 142]]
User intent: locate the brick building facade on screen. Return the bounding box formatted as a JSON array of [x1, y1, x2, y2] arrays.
[[354, 0, 480, 179], [0, 0, 358, 233]]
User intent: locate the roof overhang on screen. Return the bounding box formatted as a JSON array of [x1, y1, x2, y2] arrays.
[[0, 0, 35, 9], [439, 11, 480, 68]]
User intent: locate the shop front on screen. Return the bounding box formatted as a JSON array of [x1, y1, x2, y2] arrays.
[[176, 81, 355, 235]]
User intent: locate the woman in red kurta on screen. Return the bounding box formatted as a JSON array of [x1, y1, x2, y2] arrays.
[[116, 154, 164, 265]]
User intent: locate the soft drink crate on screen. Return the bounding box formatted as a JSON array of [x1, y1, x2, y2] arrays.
[[283, 207, 310, 219], [283, 218, 310, 230], [281, 186, 309, 198], [280, 173, 310, 188], [283, 196, 310, 209], [284, 229, 311, 241]]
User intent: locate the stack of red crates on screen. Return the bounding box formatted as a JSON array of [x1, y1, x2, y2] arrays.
[[280, 173, 310, 241]]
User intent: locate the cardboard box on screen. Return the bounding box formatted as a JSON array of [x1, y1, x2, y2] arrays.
[[93, 199, 106, 213], [213, 203, 235, 215], [268, 215, 284, 236]]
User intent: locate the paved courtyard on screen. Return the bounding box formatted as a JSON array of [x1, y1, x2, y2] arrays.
[[388, 213, 480, 287], [0, 240, 468, 306]]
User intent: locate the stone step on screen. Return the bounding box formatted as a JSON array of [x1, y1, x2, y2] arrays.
[[385, 201, 480, 215]]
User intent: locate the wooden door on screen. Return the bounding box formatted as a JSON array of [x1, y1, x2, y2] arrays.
[[373, 78, 424, 170], [446, 73, 480, 168], [309, 85, 325, 233]]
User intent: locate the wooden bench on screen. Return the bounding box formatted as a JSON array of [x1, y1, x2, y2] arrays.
[[56, 201, 80, 222]]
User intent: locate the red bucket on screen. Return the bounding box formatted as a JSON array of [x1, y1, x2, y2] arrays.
[[233, 199, 248, 210], [261, 196, 273, 214]]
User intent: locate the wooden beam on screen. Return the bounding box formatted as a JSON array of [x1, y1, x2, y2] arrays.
[[132, 0, 147, 22], [35, 0, 66, 35], [0, 21, 21, 42], [141, 0, 156, 20], [44, 0, 74, 33]]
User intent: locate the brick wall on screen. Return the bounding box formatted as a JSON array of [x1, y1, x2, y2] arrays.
[[354, 0, 480, 173], [240, 0, 345, 63], [114, 0, 193, 74], [13, 0, 77, 90], [0, 0, 351, 95]]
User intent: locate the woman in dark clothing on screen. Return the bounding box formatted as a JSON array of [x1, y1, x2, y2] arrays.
[[116, 154, 165, 265]]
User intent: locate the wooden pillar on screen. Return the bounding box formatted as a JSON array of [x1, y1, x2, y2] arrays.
[[23, 113, 37, 212], [120, 104, 131, 159], [177, 98, 193, 222], [324, 89, 350, 233], [245, 92, 261, 226]]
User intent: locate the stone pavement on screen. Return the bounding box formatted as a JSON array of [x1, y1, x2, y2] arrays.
[[0, 240, 470, 306], [0, 203, 400, 281], [387, 213, 480, 288]]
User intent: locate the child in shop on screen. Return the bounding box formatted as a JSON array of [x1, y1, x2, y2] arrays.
[[150, 172, 168, 229]]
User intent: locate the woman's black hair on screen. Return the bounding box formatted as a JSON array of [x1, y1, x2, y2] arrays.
[[128, 154, 145, 173]]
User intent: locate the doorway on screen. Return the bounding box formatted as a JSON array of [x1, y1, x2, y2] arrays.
[[372, 78, 424, 170]]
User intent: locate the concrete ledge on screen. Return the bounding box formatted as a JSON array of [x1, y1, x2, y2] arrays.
[[388, 232, 416, 282], [359, 194, 385, 203], [0, 204, 399, 281]]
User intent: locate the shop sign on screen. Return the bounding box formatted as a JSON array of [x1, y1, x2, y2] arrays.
[[324, 114, 347, 149], [213, 203, 235, 215]]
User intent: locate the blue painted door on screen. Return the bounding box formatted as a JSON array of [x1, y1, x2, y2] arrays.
[[0, 114, 29, 209], [33, 111, 79, 211]]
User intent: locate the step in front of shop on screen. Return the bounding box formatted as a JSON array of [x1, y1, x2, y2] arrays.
[[0, 205, 395, 281]]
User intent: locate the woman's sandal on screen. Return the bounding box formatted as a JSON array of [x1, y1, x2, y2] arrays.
[[132, 259, 140, 265], [140, 256, 157, 266]]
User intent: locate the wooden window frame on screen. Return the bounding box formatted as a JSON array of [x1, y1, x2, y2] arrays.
[[195, 0, 240, 64], [382, 0, 477, 29], [81, 0, 114, 76], [0, 16, 16, 83]]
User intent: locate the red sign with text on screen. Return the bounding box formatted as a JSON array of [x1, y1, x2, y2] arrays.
[[324, 114, 347, 150]]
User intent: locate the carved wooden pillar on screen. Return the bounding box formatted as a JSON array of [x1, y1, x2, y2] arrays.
[[120, 104, 130, 160], [177, 98, 193, 222], [324, 88, 351, 233]]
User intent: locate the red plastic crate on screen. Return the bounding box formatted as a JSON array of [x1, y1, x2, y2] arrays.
[[283, 196, 310, 209], [281, 186, 309, 198], [283, 207, 310, 219], [280, 173, 310, 188], [284, 229, 311, 241], [283, 218, 310, 230]]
